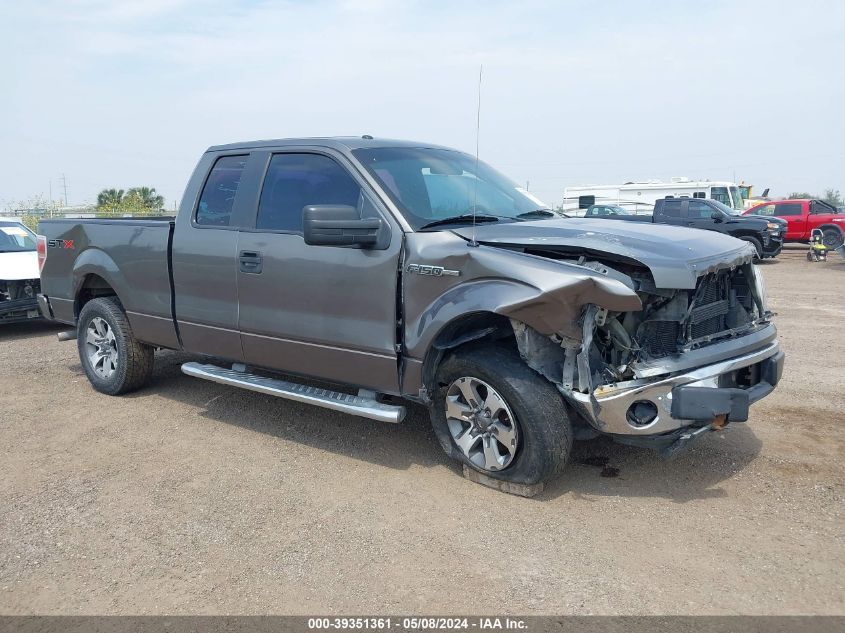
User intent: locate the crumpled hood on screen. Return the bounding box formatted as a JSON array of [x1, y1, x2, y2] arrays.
[[0, 251, 40, 281], [451, 218, 755, 289]]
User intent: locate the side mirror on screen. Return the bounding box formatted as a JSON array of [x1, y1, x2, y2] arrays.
[[711, 210, 724, 222], [302, 205, 382, 247]]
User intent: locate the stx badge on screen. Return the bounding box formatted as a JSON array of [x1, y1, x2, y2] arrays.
[[406, 264, 460, 277], [47, 239, 75, 249]]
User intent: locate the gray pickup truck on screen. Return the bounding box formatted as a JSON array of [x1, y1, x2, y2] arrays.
[[37, 137, 784, 485]]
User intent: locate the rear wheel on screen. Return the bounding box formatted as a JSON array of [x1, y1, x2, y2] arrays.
[[429, 344, 573, 485], [77, 297, 154, 395], [822, 228, 844, 249]]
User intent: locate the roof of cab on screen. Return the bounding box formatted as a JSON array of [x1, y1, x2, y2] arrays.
[[206, 136, 458, 153]]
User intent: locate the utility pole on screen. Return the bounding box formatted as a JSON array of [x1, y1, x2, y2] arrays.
[[60, 173, 68, 207]]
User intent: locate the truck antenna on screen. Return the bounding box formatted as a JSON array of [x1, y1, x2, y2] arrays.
[[469, 64, 483, 248]]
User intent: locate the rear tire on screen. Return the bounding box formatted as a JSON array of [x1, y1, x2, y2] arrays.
[[740, 236, 763, 260], [429, 344, 573, 486], [822, 228, 844, 250], [77, 297, 154, 395]]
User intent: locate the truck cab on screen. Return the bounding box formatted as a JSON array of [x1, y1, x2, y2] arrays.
[[746, 199, 845, 248]]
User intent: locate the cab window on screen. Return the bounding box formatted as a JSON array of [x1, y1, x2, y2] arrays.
[[256, 153, 362, 233], [711, 186, 730, 206], [774, 203, 803, 217], [196, 155, 248, 226], [660, 199, 683, 218], [688, 201, 714, 219]]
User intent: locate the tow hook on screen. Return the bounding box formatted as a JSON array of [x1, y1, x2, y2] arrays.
[[660, 417, 729, 460]]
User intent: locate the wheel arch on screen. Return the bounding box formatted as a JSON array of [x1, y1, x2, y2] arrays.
[[818, 223, 844, 236], [420, 311, 515, 394], [72, 249, 130, 320]]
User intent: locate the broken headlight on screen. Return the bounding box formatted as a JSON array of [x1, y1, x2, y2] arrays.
[[749, 264, 768, 311]]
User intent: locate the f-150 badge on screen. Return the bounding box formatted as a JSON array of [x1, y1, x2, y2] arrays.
[[406, 264, 460, 277]]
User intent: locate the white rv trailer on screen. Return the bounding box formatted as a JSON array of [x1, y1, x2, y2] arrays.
[[563, 178, 745, 215]]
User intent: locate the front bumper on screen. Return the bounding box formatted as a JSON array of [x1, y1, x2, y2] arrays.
[[761, 234, 783, 257], [571, 341, 784, 436], [0, 296, 41, 324]]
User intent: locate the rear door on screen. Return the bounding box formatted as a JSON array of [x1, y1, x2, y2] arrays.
[[172, 152, 254, 361], [655, 198, 684, 225], [235, 149, 403, 392]]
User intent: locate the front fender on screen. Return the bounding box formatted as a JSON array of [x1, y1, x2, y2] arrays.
[[403, 234, 642, 359]]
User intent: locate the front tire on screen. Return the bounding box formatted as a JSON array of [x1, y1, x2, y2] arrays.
[[77, 297, 154, 395], [429, 344, 573, 485], [740, 236, 763, 260]]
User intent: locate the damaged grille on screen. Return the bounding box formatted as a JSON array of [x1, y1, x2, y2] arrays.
[[637, 269, 756, 359]]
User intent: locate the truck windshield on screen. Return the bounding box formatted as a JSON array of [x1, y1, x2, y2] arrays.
[[0, 223, 36, 252], [352, 147, 552, 229], [729, 186, 744, 211]]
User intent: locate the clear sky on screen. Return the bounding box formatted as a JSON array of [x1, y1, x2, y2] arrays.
[[2, 0, 843, 209]]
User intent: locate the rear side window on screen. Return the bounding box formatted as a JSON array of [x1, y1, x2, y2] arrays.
[[256, 153, 361, 232], [196, 155, 247, 226], [753, 204, 776, 216], [774, 203, 803, 217], [661, 199, 683, 218]]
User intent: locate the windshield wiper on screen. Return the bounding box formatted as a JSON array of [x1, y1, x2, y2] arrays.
[[418, 214, 501, 230]]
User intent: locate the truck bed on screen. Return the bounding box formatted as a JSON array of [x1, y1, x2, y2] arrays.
[[38, 217, 178, 349]]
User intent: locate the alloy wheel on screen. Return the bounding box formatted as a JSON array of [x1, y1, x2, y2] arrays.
[[445, 376, 519, 472], [85, 317, 119, 379]]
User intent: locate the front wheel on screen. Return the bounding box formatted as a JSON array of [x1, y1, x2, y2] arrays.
[[740, 236, 763, 260], [429, 344, 573, 486], [77, 297, 154, 395]]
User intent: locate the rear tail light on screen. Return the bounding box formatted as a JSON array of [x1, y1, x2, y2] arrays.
[[36, 235, 47, 272]]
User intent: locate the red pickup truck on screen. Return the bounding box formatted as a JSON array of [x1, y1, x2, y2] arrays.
[[745, 199, 845, 248]]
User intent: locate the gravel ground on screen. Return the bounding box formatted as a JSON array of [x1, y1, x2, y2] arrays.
[[0, 246, 843, 615]]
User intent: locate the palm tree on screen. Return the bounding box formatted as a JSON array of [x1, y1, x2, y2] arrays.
[[126, 186, 165, 210], [96, 188, 124, 210]]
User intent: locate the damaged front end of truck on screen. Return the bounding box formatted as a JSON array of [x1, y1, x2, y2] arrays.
[[509, 250, 783, 457], [0, 278, 41, 324]]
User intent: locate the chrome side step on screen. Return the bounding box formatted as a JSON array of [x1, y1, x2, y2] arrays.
[[181, 362, 405, 424]]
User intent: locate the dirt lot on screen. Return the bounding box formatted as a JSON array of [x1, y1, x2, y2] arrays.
[[0, 246, 843, 615]]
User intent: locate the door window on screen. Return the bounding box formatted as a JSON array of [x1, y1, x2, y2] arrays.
[[773, 203, 803, 217], [256, 153, 362, 232], [196, 155, 248, 226], [753, 204, 776, 216], [688, 201, 714, 219]]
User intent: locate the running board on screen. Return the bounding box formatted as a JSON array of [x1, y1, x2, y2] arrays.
[[181, 362, 405, 424]]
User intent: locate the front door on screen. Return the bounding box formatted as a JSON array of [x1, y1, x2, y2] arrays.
[[686, 199, 720, 231], [236, 150, 402, 393]]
